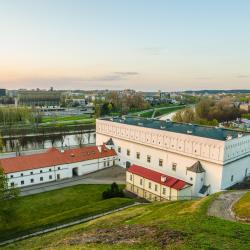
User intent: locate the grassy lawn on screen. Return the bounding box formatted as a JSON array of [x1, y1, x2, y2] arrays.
[[233, 191, 250, 219], [0, 184, 132, 242], [154, 106, 185, 117], [41, 114, 91, 123], [4, 194, 250, 249]]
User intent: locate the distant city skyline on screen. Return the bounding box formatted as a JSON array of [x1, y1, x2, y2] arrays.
[[0, 0, 250, 91]]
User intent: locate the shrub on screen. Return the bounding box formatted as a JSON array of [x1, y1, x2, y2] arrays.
[[102, 182, 124, 199]]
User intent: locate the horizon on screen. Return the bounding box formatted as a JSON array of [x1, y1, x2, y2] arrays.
[[1, 0, 250, 91]]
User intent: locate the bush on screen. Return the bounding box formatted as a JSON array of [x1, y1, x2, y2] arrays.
[[102, 182, 124, 199]]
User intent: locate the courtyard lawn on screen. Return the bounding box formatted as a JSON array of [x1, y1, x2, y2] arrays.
[[233, 191, 250, 219], [4, 194, 250, 250], [0, 184, 132, 242]]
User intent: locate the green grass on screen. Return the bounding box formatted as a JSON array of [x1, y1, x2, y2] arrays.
[[0, 184, 132, 242], [41, 114, 92, 123], [233, 191, 250, 219], [3, 194, 250, 249]]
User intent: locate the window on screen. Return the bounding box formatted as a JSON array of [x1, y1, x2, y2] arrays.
[[231, 175, 234, 182], [57, 174, 60, 180], [30, 179, 34, 183], [172, 163, 177, 171], [40, 177, 43, 181], [104, 161, 106, 167], [159, 159, 163, 167], [190, 177, 193, 181], [49, 175, 52, 180], [21, 173, 24, 177], [58, 167, 61, 170], [147, 155, 151, 163], [140, 179, 143, 186], [21, 180, 24, 185], [245, 168, 248, 177], [40, 170, 43, 173], [148, 182, 152, 189], [49, 168, 52, 172], [30, 171, 33, 175], [162, 188, 166, 195], [127, 149, 130, 156], [130, 174, 133, 181], [155, 184, 158, 191], [10, 182, 14, 187], [10, 175, 14, 178], [107, 161, 110, 167], [118, 146, 121, 153], [136, 152, 140, 159]]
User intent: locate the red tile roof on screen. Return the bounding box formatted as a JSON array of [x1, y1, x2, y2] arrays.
[[127, 164, 191, 191], [0, 145, 116, 174]]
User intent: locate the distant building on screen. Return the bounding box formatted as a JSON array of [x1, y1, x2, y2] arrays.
[[1, 145, 117, 188], [240, 103, 250, 112], [0, 89, 6, 97], [17, 90, 65, 107], [96, 117, 250, 201]]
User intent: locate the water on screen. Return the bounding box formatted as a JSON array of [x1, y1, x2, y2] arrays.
[[2, 132, 96, 153]]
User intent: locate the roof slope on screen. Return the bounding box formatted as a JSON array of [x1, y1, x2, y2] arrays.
[[127, 164, 191, 190], [0, 145, 116, 174], [187, 161, 205, 173]]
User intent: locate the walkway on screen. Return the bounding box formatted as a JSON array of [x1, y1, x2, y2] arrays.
[[207, 190, 248, 221], [0, 202, 143, 247], [20, 166, 126, 196]]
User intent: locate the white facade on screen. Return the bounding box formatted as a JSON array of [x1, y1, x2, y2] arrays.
[[96, 118, 250, 197], [5, 150, 117, 188]]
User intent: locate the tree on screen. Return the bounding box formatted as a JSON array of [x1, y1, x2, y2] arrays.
[[0, 166, 20, 223]]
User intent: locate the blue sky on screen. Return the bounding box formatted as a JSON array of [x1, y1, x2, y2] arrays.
[[0, 0, 250, 90]]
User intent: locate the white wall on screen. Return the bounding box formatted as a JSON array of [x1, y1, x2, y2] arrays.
[[7, 155, 117, 188]]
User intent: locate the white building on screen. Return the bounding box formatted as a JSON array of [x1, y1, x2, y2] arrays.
[[1, 145, 117, 188], [96, 117, 250, 199]]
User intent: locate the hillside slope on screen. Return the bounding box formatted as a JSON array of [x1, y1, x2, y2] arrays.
[[3, 195, 250, 250]]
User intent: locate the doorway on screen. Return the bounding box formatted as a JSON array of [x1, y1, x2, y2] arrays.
[[72, 167, 79, 177], [126, 161, 131, 168]]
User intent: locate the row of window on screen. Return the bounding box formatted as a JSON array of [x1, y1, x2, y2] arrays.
[[119, 147, 177, 170], [10, 174, 60, 187], [10, 167, 62, 179], [129, 175, 167, 195]]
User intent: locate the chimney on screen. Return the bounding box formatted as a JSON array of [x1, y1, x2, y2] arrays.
[[97, 145, 102, 152], [161, 176, 167, 182]]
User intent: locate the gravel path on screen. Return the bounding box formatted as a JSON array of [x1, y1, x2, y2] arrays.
[[207, 190, 248, 221]]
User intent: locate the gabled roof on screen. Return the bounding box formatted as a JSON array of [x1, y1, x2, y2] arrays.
[[127, 164, 191, 191], [106, 138, 114, 145], [187, 161, 205, 173], [0, 145, 116, 174]]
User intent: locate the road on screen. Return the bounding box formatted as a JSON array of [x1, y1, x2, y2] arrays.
[[207, 190, 248, 221], [20, 166, 126, 196]]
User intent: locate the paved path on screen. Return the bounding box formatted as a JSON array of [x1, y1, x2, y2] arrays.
[[207, 190, 248, 221], [0, 202, 143, 247], [20, 166, 126, 196]]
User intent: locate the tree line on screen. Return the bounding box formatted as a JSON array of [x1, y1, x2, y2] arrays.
[[173, 97, 241, 125]]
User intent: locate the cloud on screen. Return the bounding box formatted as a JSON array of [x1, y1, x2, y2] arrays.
[[236, 74, 249, 79], [143, 46, 167, 55], [194, 76, 214, 80], [114, 72, 139, 76]]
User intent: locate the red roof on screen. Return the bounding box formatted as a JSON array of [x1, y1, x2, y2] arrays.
[[127, 164, 191, 191], [0, 145, 116, 174]]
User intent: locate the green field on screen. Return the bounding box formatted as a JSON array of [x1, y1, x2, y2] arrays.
[[41, 114, 92, 123], [233, 191, 250, 219], [3, 194, 250, 249], [0, 184, 132, 242]]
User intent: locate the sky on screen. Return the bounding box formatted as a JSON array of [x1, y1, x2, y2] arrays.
[[0, 0, 250, 91]]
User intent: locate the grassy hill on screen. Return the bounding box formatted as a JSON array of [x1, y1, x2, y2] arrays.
[[3, 194, 250, 250], [0, 184, 132, 242], [233, 191, 250, 220]]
